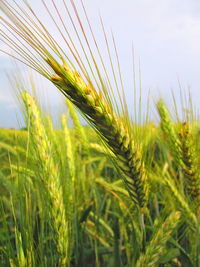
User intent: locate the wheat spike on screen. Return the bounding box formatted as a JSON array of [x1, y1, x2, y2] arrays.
[[164, 176, 198, 227], [48, 58, 148, 208], [156, 100, 183, 169], [136, 211, 180, 267], [22, 91, 71, 266], [179, 122, 200, 210]]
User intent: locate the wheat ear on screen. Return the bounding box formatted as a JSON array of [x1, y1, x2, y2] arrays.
[[47, 58, 148, 208], [156, 100, 183, 169], [22, 92, 71, 266], [164, 176, 198, 227], [179, 122, 200, 211], [136, 211, 180, 267]]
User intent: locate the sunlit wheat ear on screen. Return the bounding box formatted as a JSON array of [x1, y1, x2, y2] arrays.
[[136, 211, 180, 267], [22, 91, 71, 266], [156, 100, 183, 169], [164, 176, 198, 227], [179, 122, 200, 211], [48, 58, 149, 208], [0, 0, 149, 208]]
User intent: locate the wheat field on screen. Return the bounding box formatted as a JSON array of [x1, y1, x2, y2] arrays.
[[0, 1, 200, 266]]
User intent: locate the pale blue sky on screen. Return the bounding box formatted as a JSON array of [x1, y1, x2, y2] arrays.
[[1, 0, 200, 128]]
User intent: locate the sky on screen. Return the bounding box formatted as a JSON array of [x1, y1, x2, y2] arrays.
[[1, 0, 200, 128]]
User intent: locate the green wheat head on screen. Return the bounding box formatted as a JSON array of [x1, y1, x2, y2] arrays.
[[22, 91, 71, 266], [179, 122, 200, 211], [136, 211, 181, 267], [156, 100, 183, 169]]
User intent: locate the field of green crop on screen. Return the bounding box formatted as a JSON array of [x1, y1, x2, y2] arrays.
[[1, 1, 200, 266], [0, 94, 200, 266]]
